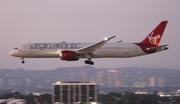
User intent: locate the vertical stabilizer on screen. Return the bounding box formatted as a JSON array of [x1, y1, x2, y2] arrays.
[[140, 21, 168, 46]]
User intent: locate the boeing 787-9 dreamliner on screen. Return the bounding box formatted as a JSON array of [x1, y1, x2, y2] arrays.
[[9, 21, 168, 65]]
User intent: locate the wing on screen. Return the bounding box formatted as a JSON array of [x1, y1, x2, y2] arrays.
[[76, 35, 116, 54]]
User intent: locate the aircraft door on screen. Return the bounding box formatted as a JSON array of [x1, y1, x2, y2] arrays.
[[23, 46, 27, 52], [134, 45, 139, 53]]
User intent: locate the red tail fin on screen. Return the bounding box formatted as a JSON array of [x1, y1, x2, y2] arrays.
[[140, 21, 168, 46]]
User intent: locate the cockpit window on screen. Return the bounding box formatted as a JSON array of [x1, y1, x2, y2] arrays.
[[14, 47, 18, 50]]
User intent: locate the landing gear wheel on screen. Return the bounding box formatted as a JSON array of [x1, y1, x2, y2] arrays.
[[85, 60, 94, 65], [22, 61, 25, 64]]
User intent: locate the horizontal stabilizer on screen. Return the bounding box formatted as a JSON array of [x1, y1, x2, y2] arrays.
[[117, 40, 123, 43], [146, 44, 169, 50]]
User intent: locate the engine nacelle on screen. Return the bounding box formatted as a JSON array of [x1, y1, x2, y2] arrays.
[[60, 51, 79, 61]]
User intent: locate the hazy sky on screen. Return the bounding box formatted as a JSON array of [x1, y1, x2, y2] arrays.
[[0, 0, 180, 70]]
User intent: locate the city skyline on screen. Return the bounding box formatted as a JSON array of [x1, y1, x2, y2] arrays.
[[1, 1, 180, 70], [0, 66, 179, 89]]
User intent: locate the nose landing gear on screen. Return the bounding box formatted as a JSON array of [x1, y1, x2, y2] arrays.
[[20, 57, 25, 64], [22, 60, 25, 64]]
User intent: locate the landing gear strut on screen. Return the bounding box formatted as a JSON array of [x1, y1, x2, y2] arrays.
[[84, 54, 94, 65], [20, 57, 25, 64], [85, 60, 94, 65]]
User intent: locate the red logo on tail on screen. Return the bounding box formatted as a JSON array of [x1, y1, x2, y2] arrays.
[[148, 32, 161, 45], [140, 21, 168, 46]]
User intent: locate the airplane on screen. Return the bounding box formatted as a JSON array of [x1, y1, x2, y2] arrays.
[[9, 21, 169, 65]]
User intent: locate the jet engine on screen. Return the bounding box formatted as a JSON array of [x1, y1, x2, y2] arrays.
[[60, 51, 79, 61]]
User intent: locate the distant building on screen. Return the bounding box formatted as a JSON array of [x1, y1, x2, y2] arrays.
[[70, 72, 79, 81], [81, 69, 90, 82], [134, 91, 148, 95], [150, 77, 156, 87], [117, 71, 123, 87], [157, 78, 164, 87], [108, 70, 118, 88], [26, 78, 31, 87], [0, 99, 26, 104], [52, 81, 98, 104], [96, 71, 104, 87], [0, 78, 4, 87]]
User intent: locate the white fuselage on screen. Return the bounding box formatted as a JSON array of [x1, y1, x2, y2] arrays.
[[9, 21, 169, 65], [9, 42, 164, 59]]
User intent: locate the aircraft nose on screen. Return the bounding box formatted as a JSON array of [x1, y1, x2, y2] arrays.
[[9, 50, 15, 56], [9, 51, 13, 56]]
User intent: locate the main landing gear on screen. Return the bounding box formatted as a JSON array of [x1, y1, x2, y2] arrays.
[[20, 57, 25, 64], [84, 54, 94, 65], [85, 60, 94, 65]]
